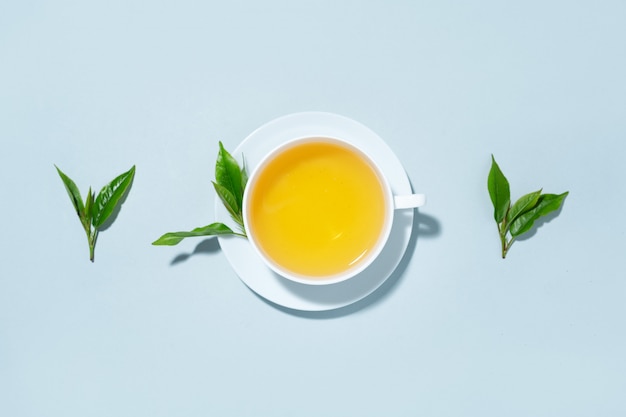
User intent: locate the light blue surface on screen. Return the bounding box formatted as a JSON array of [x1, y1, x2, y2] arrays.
[[1, 1, 625, 416]]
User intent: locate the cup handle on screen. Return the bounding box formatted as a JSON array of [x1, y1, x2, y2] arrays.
[[394, 193, 426, 209]]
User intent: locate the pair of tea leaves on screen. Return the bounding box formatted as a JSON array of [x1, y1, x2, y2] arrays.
[[488, 155, 568, 258], [56, 165, 135, 261], [152, 142, 247, 246]]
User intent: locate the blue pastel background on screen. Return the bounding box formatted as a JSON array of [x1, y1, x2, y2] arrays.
[[1, 1, 625, 416]]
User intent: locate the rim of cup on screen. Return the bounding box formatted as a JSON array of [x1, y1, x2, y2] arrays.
[[242, 136, 397, 285]]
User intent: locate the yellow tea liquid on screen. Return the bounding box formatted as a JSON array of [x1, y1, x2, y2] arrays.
[[247, 139, 387, 278]]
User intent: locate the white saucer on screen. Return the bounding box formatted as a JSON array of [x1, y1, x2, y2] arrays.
[[215, 112, 416, 311]]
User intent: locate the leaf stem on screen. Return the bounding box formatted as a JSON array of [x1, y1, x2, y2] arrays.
[[86, 228, 98, 262], [498, 224, 507, 258], [498, 213, 509, 259], [503, 237, 516, 259], [92, 230, 98, 262]]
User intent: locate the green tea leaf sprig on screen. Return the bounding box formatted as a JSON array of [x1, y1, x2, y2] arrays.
[[56, 165, 135, 262], [488, 155, 568, 259], [152, 142, 247, 246]]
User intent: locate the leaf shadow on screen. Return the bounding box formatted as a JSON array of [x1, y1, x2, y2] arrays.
[[97, 177, 135, 232], [170, 238, 222, 265]]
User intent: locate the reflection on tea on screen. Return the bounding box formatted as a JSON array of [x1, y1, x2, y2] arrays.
[[247, 139, 386, 278]]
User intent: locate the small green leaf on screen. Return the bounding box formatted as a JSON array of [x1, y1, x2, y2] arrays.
[[84, 187, 94, 228], [212, 181, 243, 226], [509, 209, 538, 237], [507, 189, 542, 226], [152, 222, 236, 246], [510, 192, 568, 237], [240, 156, 249, 192], [488, 155, 510, 223], [56, 164, 136, 262], [215, 142, 243, 210], [488, 154, 569, 258], [55, 165, 85, 220], [152, 142, 248, 251], [533, 192, 569, 218], [92, 165, 135, 228]]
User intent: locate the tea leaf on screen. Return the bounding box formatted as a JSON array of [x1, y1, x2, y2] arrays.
[[509, 209, 538, 237], [215, 141, 244, 210], [531, 192, 569, 218], [212, 181, 244, 227], [56, 164, 135, 262], [153, 142, 247, 247], [487, 155, 510, 223], [92, 165, 135, 228], [152, 222, 239, 246], [488, 156, 568, 258], [240, 156, 249, 192], [510, 192, 568, 237], [507, 189, 542, 227], [84, 187, 94, 229], [55, 165, 85, 220]]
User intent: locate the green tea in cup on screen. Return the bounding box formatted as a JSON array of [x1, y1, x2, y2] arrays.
[[243, 137, 424, 285]]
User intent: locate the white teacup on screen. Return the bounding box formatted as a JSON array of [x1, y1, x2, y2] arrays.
[[243, 136, 425, 285]]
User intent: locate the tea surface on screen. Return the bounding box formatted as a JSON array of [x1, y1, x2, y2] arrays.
[[248, 140, 386, 278]]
